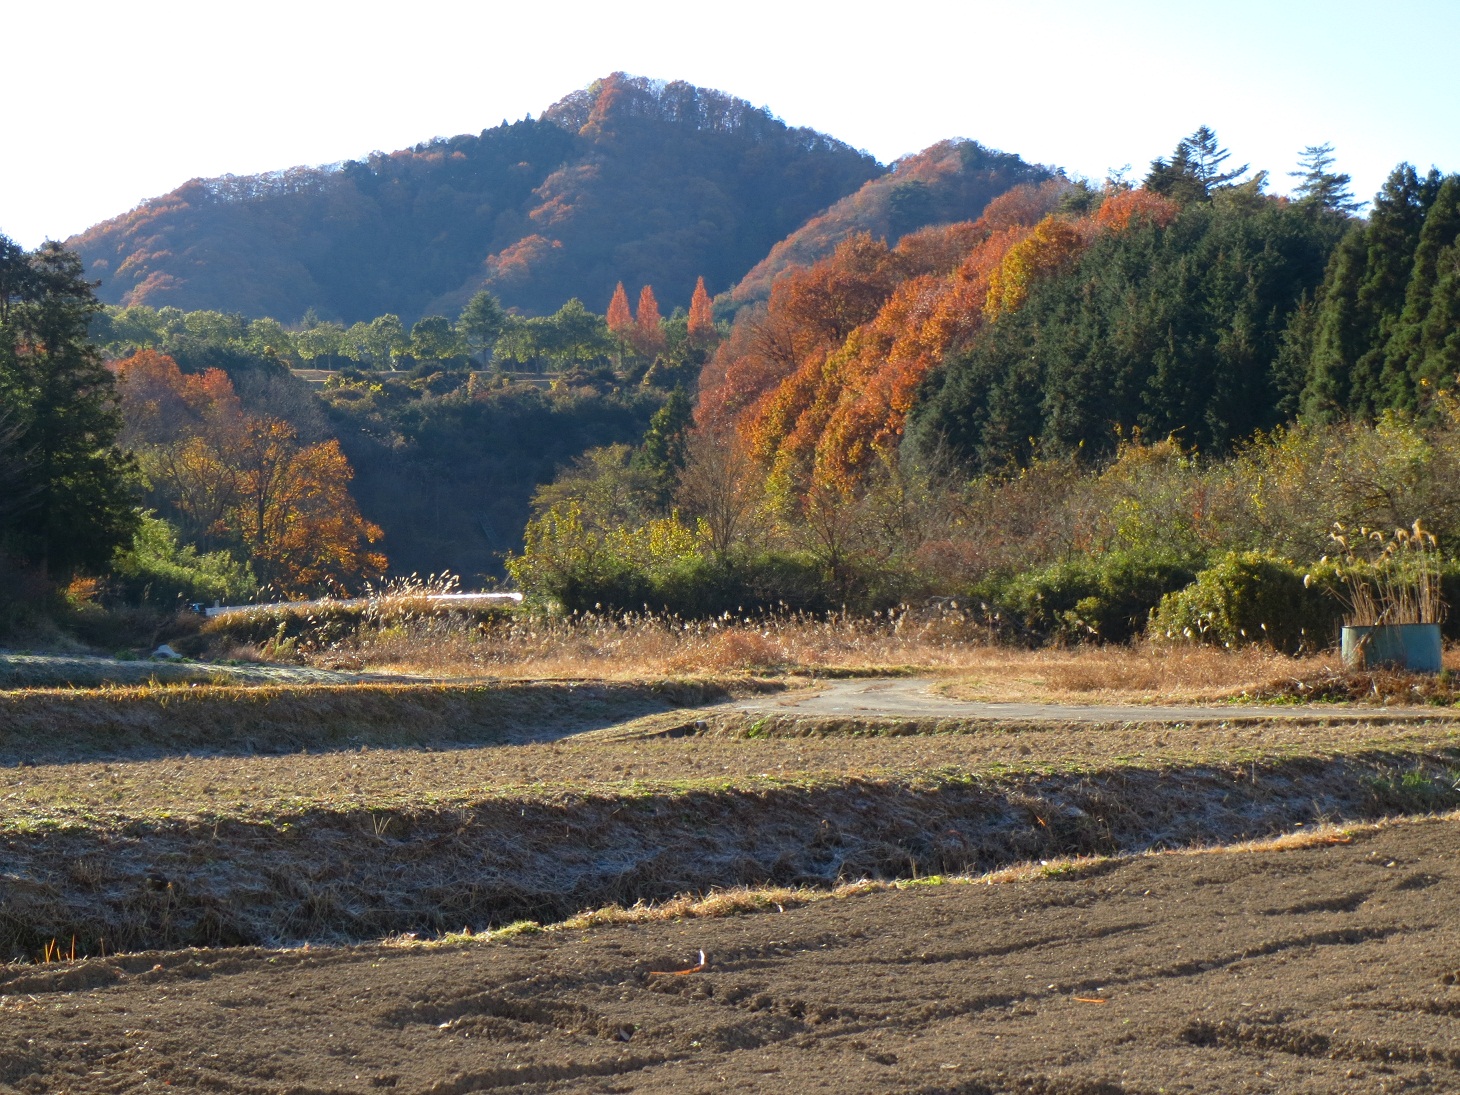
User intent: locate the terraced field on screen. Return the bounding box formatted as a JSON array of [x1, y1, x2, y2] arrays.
[[3, 674, 1460, 1092]]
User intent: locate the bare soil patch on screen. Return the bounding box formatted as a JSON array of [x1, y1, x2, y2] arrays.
[[5, 818, 1460, 1093]]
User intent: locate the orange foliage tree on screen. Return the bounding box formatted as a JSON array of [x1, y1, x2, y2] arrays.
[[634, 284, 665, 357], [696, 233, 905, 432], [687, 276, 716, 343], [703, 182, 1173, 499], [112, 350, 386, 594], [229, 419, 386, 591], [1093, 188, 1180, 232], [983, 214, 1090, 320], [606, 281, 633, 336]]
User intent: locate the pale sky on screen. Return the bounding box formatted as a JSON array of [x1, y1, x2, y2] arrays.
[[4, 0, 1456, 249]]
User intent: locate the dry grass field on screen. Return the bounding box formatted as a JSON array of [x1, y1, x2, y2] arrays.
[[270, 605, 1460, 706]]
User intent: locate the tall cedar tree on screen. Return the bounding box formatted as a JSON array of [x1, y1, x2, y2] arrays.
[[1378, 176, 1460, 410], [1301, 165, 1444, 420], [0, 236, 136, 576], [632, 386, 694, 508], [634, 285, 665, 357], [687, 276, 716, 343]]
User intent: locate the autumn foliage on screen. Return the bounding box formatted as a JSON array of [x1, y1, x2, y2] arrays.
[[606, 282, 633, 336], [699, 183, 1179, 496], [688, 276, 715, 343], [112, 352, 386, 594], [634, 285, 665, 357]]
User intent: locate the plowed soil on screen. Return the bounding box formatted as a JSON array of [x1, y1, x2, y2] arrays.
[[5, 817, 1460, 1094]]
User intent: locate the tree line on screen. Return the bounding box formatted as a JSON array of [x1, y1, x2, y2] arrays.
[[508, 130, 1460, 647], [92, 277, 721, 379]]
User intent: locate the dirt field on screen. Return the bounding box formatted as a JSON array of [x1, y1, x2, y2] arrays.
[[2, 817, 1457, 1093], [6, 667, 1460, 1091]]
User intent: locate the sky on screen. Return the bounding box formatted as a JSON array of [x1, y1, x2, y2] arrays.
[[4, 0, 1457, 249]]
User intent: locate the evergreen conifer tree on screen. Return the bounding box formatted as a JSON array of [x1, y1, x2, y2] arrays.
[[0, 237, 137, 577], [632, 386, 693, 508], [1289, 143, 1362, 214], [1145, 126, 1247, 204], [1380, 175, 1460, 408]]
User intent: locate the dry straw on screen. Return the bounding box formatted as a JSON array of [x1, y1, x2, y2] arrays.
[[1322, 520, 1445, 627]]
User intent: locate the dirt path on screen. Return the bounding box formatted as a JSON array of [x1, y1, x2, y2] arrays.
[[730, 676, 1440, 723], [4, 818, 1458, 1094]]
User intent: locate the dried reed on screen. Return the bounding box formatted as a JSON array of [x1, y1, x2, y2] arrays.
[[1326, 520, 1445, 627]]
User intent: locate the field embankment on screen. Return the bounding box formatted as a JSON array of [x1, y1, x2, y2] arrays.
[[4, 685, 1460, 958], [0, 678, 774, 761], [5, 817, 1460, 1094]]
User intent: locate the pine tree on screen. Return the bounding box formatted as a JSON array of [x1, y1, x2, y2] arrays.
[[1145, 126, 1247, 204], [687, 276, 716, 343], [1289, 143, 1362, 215]]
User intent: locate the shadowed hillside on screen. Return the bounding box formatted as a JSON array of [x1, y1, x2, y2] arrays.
[[67, 75, 884, 324], [724, 139, 1054, 312]]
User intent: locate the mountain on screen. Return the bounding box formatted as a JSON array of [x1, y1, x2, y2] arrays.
[[723, 139, 1055, 312], [66, 74, 884, 323]]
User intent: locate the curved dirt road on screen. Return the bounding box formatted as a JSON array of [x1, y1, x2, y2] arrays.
[[729, 675, 1442, 723]]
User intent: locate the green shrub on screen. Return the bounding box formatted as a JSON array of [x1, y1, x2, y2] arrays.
[[993, 550, 1198, 644], [1150, 552, 1341, 653], [111, 513, 255, 607], [651, 552, 835, 617]]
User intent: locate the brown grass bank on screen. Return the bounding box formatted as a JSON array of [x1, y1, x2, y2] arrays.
[[0, 678, 779, 761], [5, 738, 1460, 959]]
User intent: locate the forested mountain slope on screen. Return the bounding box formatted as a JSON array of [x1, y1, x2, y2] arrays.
[[66, 75, 884, 324], [725, 139, 1054, 312]]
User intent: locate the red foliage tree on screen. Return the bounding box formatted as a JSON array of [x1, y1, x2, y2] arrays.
[[687, 276, 715, 343], [634, 284, 665, 357], [112, 349, 240, 448], [606, 281, 633, 336]]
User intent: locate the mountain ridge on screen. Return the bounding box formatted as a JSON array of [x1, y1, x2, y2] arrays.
[[67, 74, 887, 324]]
